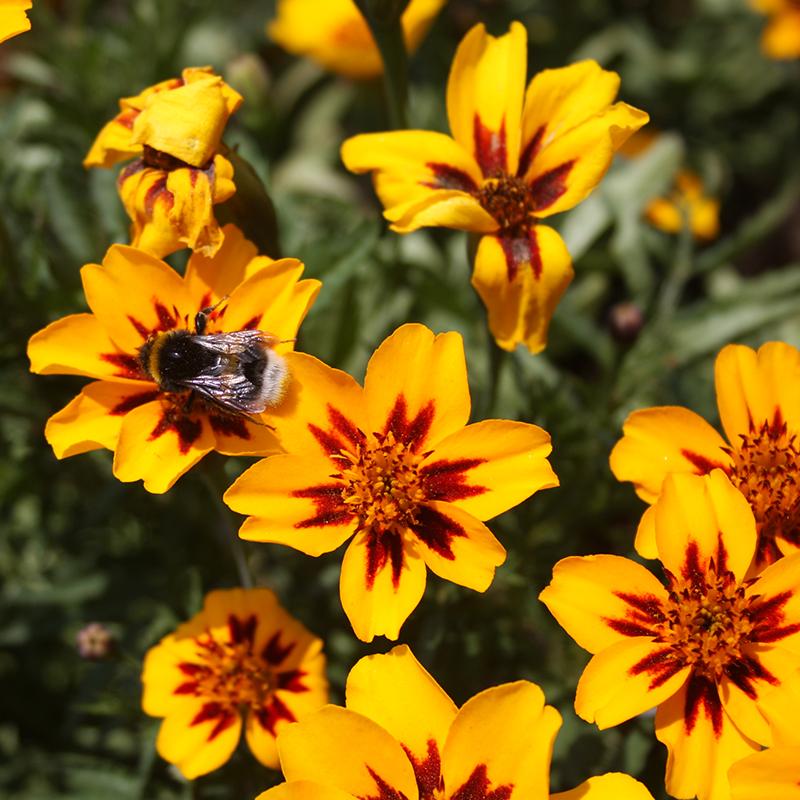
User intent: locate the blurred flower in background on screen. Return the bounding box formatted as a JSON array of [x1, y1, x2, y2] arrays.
[[84, 67, 243, 257], [342, 23, 648, 353], [142, 588, 327, 778], [646, 170, 720, 241], [27, 227, 320, 493], [0, 0, 30, 44], [268, 0, 445, 79], [751, 0, 800, 59]]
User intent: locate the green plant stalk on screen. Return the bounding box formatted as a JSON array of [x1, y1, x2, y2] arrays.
[[656, 208, 695, 320], [354, 0, 410, 129]]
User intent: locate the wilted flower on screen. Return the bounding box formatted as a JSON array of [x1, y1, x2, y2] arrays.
[[342, 22, 648, 353], [268, 0, 445, 79], [256, 645, 655, 800], [225, 323, 558, 641], [84, 67, 243, 258], [142, 588, 327, 778], [28, 226, 320, 493]]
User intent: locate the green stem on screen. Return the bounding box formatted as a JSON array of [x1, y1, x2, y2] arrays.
[[201, 457, 254, 589], [656, 210, 695, 320], [484, 330, 507, 418], [354, 0, 410, 128]]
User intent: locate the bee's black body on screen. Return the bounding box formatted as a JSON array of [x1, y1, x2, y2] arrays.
[[138, 323, 287, 416]]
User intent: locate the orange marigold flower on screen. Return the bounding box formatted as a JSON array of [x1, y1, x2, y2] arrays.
[[84, 66, 243, 258], [750, 0, 800, 59], [341, 23, 648, 354], [540, 470, 800, 800], [645, 170, 720, 241], [728, 746, 800, 799], [255, 645, 655, 800], [224, 323, 558, 642], [610, 341, 800, 572], [27, 225, 320, 494], [268, 0, 445, 79], [0, 0, 31, 44], [142, 587, 328, 778]]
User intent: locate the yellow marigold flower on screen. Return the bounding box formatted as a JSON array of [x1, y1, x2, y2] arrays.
[[540, 470, 800, 800], [610, 341, 800, 572], [84, 67, 243, 258], [143, 587, 328, 778], [255, 644, 655, 800], [27, 225, 320, 494], [341, 23, 648, 354], [728, 746, 800, 799], [0, 0, 31, 44], [645, 170, 720, 241], [268, 0, 445, 79], [751, 0, 800, 59], [224, 323, 558, 641]]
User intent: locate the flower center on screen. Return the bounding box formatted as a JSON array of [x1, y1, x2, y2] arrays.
[[659, 567, 752, 679], [337, 432, 426, 533], [728, 420, 800, 557], [475, 175, 535, 236], [187, 628, 276, 710]]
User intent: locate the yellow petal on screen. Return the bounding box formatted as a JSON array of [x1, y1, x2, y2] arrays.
[[472, 226, 574, 354], [539, 554, 670, 654], [112, 399, 215, 493], [634, 504, 658, 559], [131, 75, 241, 167], [442, 681, 561, 800], [345, 644, 456, 785], [28, 313, 145, 382], [81, 244, 193, 354], [340, 531, 427, 642], [575, 638, 690, 729], [210, 416, 282, 457], [0, 0, 31, 44], [256, 782, 357, 800], [364, 324, 470, 452], [225, 454, 356, 556], [45, 381, 158, 459], [609, 406, 732, 504], [421, 419, 558, 521], [520, 61, 623, 175], [268, 352, 367, 459], [761, 10, 800, 59], [277, 706, 419, 799], [715, 342, 800, 447], [83, 108, 142, 169], [411, 501, 506, 592], [141, 633, 205, 717], [524, 102, 649, 217], [758, 671, 800, 746], [165, 163, 227, 257], [655, 471, 757, 584], [729, 746, 800, 800], [551, 772, 656, 800], [386, 190, 498, 235], [341, 130, 488, 233], [745, 551, 800, 654], [156, 701, 242, 779], [447, 22, 527, 176], [656, 678, 759, 800]]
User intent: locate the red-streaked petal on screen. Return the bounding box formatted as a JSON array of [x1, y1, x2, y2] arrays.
[[745, 552, 800, 653]]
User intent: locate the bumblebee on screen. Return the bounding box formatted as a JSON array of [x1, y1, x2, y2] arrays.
[[138, 308, 288, 417]]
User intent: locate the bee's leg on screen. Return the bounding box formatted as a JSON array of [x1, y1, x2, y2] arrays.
[[183, 391, 196, 415]]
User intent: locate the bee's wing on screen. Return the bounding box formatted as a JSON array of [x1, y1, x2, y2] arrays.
[[191, 330, 272, 357]]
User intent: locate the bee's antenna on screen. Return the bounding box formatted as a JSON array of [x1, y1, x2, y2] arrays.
[[195, 295, 230, 334], [278, 338, 297, 345]]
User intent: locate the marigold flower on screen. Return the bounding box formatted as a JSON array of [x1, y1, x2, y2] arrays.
[[255, 644, 654, 800], [142, 588, 328, 778], [0, 0, 31, 44], [27, 225, 320, 493], [84, 67, 243, 258], [268, 0, 445, 79], [728, 746, 800, 799], [750, 0, 800, 59], [224, 323, 558, 641], [540, 470, 800, 800], [610, 341, 800, 572], [341, 23, 648, 353], [645, 170, 720, 241]]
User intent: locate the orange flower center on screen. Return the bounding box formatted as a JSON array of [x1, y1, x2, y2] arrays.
[[476, 176, 535, 235], [337, 432, 426, 532], [659, 569, 752, 680], [189, 632, 277, 709], [729, 420, 800, 558]]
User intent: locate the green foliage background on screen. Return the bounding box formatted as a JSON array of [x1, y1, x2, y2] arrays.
[[2, 0, 799, 797]]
